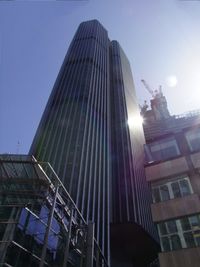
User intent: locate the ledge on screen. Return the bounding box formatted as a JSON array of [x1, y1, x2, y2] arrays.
[[151, 194, 200, 222]]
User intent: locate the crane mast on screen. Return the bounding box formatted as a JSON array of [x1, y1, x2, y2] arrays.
[[140, 79, 170, 120], [141, 79, 154, 98]]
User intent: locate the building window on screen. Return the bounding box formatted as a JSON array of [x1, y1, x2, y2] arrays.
[[179, 179, 191, 196], [159, 222, 168, 235], [185, 128, 200, 152], [171, 182, 181, 198], [167, 221, 177, 233], [152, 176, 192, 203], [171, 235, 182, 250], [158, 214, 200, 252], [145, 137, 180, 163], [180, 217, 191, 231], [152, 187, 161, 203], [184, 232, 195, 247], [160, 185, 170, 201], [190, 215, 200, 228], [161, 236, 170, 251]]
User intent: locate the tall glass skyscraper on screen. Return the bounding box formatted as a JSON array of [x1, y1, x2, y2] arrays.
[[30, 20, 158, 266]]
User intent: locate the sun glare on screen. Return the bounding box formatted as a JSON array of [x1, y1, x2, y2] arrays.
[[166, 75, 178, 87], [128, 115, 144, 129]]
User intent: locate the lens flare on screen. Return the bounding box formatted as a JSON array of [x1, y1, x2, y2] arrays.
[[128, 115, 143, 129], [166, 75, 178, 87]]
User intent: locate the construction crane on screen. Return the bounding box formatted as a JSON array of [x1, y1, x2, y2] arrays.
[[141, 79, 154, 98], [141, 79, 163, 99], [141, 79, 170, 120]]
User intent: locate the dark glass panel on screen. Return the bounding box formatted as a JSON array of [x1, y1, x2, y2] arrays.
[[190, 215, 200, 229], [158, 222, 168, 235], [152, 187, 161, 203], [161, 236, 170, 251], [179, 179, 191, 196], [190, 139, 200, 151], [180, 217, 191, 231], [185, 129, 200, 152], [171, 182, 181, 198], [160, 185, 170, 201], [149, 138, 180, 162], [171, 234, 182, 250], [167, 221, 177, 233], [184, 232, 195, 247], [194, 230, 200, 246]]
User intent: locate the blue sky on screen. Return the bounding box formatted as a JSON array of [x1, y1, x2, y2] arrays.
[[1, 0, 200, 154]]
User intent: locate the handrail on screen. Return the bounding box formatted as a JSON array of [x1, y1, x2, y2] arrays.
[[39, 161, 87, 225], [0, 155, 109, 266]]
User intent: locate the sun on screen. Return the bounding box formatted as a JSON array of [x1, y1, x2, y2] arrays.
[[128, 115, 144, 129], [166, 75, 178, 87]]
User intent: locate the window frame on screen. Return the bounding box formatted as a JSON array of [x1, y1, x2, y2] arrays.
[[152, 176, 192, 203], [185, 128, 200, 152], [145, 137, 180, 163], [158, 214, 200, 252]]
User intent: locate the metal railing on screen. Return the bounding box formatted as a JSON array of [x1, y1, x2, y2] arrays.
[[0, 154, 109, 267], [174, 109, 200, 119]]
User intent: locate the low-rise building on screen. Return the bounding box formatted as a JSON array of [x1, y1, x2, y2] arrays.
[[143, 95, 200, 267]]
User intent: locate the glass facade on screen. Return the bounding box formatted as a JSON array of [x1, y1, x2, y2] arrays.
[[109, 41, 155, 237], [158, 214, 200, 252], [30, 20, 158, 265], [0, 155, 108, 267], [30, 20, 111, 260]]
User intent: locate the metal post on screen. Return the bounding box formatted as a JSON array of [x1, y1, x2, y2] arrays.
[[96, 248, 100, 267], [0, 207, 20, 264], [39, 185, 59, 267], [62, 206, 74, 267], [79, 228, 86, 267], [86, 222, 94, 267]]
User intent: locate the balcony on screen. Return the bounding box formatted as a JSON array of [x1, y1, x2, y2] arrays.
[[159, 247, 200, 267], [151, 194, 200, 222], [145, 156, 189, 182]]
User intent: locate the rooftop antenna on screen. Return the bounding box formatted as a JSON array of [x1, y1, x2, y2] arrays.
[[16, 141, 20, 154]]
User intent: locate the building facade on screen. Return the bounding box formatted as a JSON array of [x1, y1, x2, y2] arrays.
[[109, 41, 158, 266], [30, 20, 158, 266], [0, 154, 108, 267], [143, 96, 200, 267]]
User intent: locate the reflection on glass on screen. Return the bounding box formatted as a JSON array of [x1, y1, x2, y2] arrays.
[[158, 215, 200, 252], [160, 185, 170, 201], [180, 217, 191, 231], [184, 232, 195, 247], [171, 235, 182, 250], [167, 221, 177, 234], [145, 138, 180, 162], [179, 179, 191, 196], [185, 129, 200, 152], [159, 222, 168, 235], [152, 187, 161, 203], [162, 236, 170, 251], [190, 216, 200, 228], [171, 182, 181, 198]]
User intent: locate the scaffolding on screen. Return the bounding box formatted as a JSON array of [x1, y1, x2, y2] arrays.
[[0, 154, 109, 267]]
